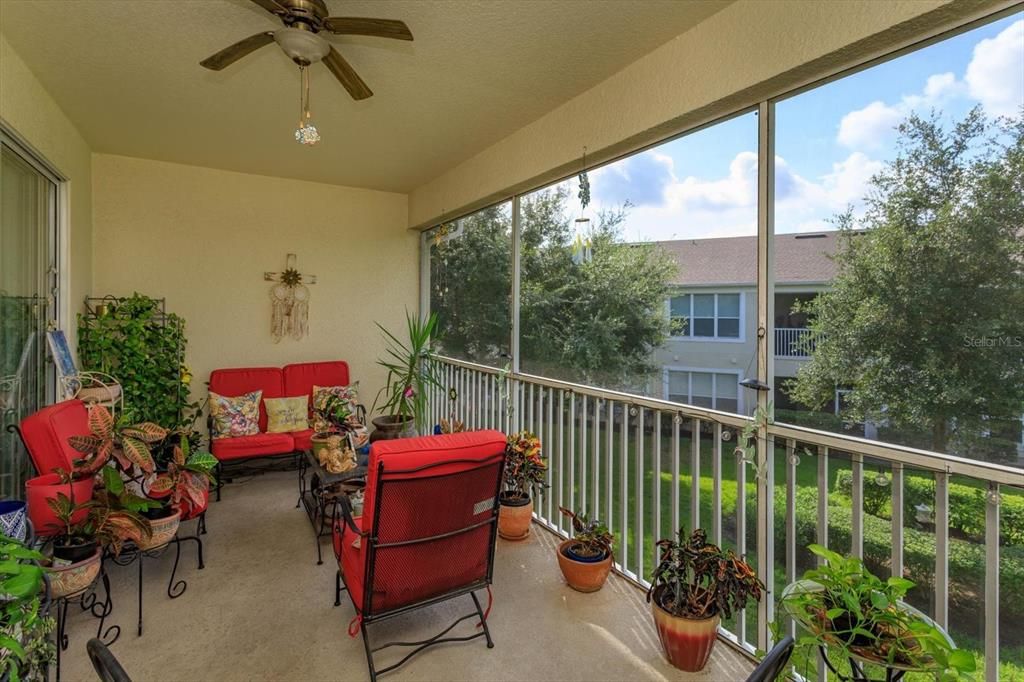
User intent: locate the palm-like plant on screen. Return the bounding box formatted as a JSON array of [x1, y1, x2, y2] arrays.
[[372, 310, 442, 433]]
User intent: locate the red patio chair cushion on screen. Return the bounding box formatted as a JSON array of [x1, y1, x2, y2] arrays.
[[19, 400, 90, 474], [210, 433, 294, 461], [339, 430, 506, 615], [289, 429, 314, 452], [208, 367, 283, 432], [283, 361, 350, 412]]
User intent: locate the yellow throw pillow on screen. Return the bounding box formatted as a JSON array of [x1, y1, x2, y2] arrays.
[[264, 396, 309, 433]]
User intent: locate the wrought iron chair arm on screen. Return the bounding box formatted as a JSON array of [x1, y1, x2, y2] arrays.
[[334, 494, 365, 537]]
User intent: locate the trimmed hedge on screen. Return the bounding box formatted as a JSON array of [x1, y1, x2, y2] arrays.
[[788, 486, 1024, 615], [834, 469, 1024, 546]]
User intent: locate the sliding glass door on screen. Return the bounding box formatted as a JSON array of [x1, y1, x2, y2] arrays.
[[1, 133, 60, 499]]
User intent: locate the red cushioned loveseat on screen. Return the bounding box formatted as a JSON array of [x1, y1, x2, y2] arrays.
[[208, 361, 357, 499]]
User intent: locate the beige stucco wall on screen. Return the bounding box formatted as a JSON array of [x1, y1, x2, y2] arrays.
[[90, 154, 413, 408], [408, 0, 1010, 229], [0, 34, 93, 349]]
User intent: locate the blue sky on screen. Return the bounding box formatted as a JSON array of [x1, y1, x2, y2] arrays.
[[576, 14, 1024, 242]]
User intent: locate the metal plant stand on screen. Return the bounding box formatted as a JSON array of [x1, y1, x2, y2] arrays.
[[297, 449, 365, 565], [50, 566, 119, 682], [105, 534, 195, 637]]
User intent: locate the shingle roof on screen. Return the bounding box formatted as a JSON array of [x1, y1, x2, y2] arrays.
[[654, 230, 845, 286]]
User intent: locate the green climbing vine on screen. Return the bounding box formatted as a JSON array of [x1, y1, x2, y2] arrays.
[[77, 293, 196, 429]]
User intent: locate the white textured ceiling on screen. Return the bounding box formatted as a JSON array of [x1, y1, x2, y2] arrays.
[[0, 0, 731, 192]]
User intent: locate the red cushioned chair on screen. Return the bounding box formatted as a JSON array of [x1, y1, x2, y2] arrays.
[[14, 399, 208, 569], [332, 430, 506, 681]]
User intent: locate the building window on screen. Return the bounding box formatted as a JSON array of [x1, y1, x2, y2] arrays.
[[668, 293, 741, 339], [664, 369, 741, 414]]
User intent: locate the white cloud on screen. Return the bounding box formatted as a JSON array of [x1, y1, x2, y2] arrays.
[[593, 150, 882, 241], [837, 71, 963, 149], [965, 19, 1024, 118], [837, 101, 904, 149]]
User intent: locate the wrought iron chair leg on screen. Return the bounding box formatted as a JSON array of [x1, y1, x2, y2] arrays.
[[136, 555, 144, 636], [198, 511, 208, 536], [215, 461, 223, 501], [471, 591, 494, 648], [167, 536, 188, 599], [334, 570, 342, 606], [360, 621, 378, 682]]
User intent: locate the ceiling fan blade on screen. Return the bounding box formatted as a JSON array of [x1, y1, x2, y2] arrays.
[[200, 32, 275, 70], [323, 47, 373, 100], [250, 0, 287, 17], [323, 17, 413, 41]]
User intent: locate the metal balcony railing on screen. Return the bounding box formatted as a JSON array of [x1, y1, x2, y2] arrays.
[[428, 355, 1023, 681], [775, 327, 814, 358]]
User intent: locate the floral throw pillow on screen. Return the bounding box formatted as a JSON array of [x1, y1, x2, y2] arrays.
[[312, 383, 360, 433], [209, 390, 262, 439], [265, 396, 310, 433]]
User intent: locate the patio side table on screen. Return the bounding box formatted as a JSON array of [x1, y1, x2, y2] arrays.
[[296, 449, 365, 565]]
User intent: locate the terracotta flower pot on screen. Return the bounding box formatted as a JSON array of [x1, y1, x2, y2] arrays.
[[25, 474, 95, 537], [48, 548, 102, 599], [650, 585, 720, 672], [370, 415, 417, 442], [556, 540, 612, 592], [138, 509, 181, 550], [497, 495, 532, 541]]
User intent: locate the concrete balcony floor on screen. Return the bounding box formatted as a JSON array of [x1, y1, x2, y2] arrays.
[[61, 470, 755, 681]]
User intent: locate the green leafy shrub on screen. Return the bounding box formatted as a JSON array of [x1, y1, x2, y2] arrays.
[[834, 469, 1024, 546], [78, 293, 195, 429]]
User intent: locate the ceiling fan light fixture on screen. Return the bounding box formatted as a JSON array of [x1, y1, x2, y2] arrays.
[[274, 27, 330, 64]]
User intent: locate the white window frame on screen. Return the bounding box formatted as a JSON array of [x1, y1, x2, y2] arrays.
[[662, 366, 744, 414], [666, 291, 746, 343]]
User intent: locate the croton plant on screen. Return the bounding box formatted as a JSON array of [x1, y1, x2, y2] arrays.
[[68, 405, 167, 476], [146, 435, 217, 519]]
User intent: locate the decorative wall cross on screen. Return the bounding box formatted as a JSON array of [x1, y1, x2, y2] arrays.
[[265, 253, 316, 342]]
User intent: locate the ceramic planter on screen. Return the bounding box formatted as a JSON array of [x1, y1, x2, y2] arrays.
[[138, 509, 181, 550], [25, 474, 95, 537], [0, 500, 28, 541], [556, 539, 612, 592], [497, 495, 532, 541], [650, 585, 720, 672], [370, 415, 417, 442], [48, 549, 101, 599]]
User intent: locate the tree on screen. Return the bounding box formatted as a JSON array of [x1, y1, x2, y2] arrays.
[[789, 108, 1024, 456], [430, 186, 677, 390]]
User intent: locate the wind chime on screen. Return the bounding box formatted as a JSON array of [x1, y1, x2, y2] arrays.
[[265, 253, 316, 342], [572, 147, 594, 266]]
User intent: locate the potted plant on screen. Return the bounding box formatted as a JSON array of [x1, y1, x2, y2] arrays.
[[646, 528, 764, 672], [1, 532, 56, 682], [370, 310, 442, 442], [781, 544, 975, 680], [555, 507, 613, 592], [497, 431, 547, 541], [311, 394, 357, 460], [40, 490, 103, 599], [145, 434, 217, 535]]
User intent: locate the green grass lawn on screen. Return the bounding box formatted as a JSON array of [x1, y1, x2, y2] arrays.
[[525, 404, 1023, 680]]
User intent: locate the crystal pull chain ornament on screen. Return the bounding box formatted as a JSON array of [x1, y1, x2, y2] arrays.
[[294, 65, 320, 145]]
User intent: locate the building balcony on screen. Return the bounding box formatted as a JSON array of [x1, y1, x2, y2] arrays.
[[774, 328, 814, 358]]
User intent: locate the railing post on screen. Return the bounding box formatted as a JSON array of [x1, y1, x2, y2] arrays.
[[985, 482, 1000, 682]]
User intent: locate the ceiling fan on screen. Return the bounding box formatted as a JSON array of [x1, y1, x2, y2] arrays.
[[200, 0, 413, 102]]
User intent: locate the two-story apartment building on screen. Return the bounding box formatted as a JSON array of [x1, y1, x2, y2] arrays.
[[652, 230, 841, 416]]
